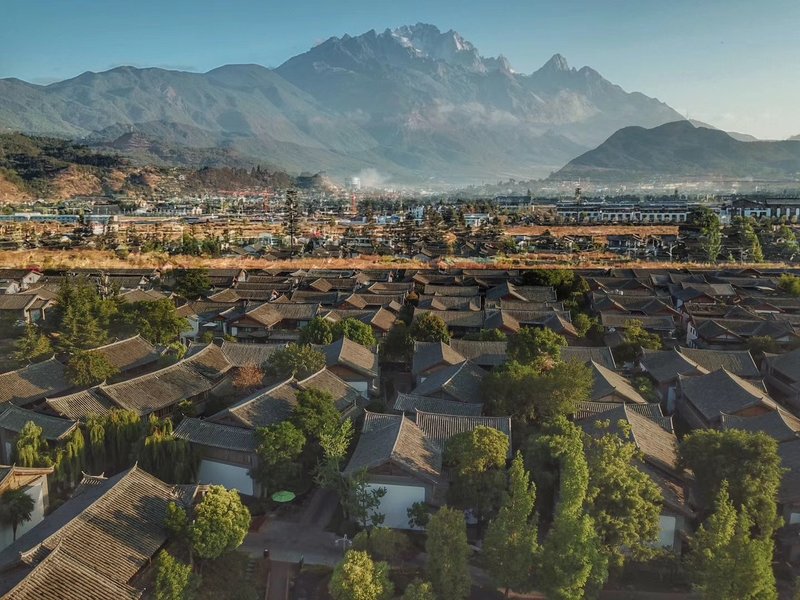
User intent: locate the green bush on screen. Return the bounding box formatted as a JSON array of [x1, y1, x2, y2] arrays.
[[352, 527, 413, 562]]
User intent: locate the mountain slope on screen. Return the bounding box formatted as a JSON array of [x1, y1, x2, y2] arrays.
[[552, 121, 800, 181], [0, 24, 687, 183]]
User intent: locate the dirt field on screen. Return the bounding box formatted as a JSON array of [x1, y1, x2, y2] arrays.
[[0, 248, 790, 272]]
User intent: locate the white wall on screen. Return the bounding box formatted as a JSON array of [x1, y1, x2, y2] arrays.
[[0, 482, 46, 551], [197, 460, 254, 496], [658, 515, 677, 550], [348, 380, 369, 399], [367, 482, 425, 530]]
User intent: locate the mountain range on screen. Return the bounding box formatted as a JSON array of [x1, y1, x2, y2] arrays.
[[552, 121, 800, 182], [0, 23, 687, 185]]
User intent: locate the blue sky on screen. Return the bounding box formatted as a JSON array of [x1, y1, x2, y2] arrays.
[[2, 0, 799, 138]]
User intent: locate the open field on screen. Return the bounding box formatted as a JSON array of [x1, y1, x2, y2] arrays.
[[0, 248, 791, 272]]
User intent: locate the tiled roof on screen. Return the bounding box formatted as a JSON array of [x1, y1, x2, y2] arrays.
[[174, 417, 256, 452], [98, 344, 231, 415], [575, 401, 672, 432], [679, 369, 778, 423], [562, 346, 616, 370], [449, 340, 508, 368], [417, 295, 481, 311], [219, 341, 284, 367], [89, 335, 160, 373], [0, 358, 71, 407], [297, 369, 361, 411], [763, 347, 800, 383], [640, 348, 705, 383], [578, 404, 679, 472], [779, 439, 800, 503], [0, 466, 176, 598], [411, 361, 487, 404], [343, 412, 441, 483], [422, 285, 480, 297], [392, 393, 483, 416], [677, 347, 759, 379], [317, 337, 378, 378], [720, 409, 800, 443], [600, 313, 675, 330], [45, 388, 115, 421], [412, 341, 465, 377], [590, 361, 647, 404], [414, 411, 512, 453], [0, 405, 77, 440], [413, 308, 484, 328], [211, 378, 298, 428]]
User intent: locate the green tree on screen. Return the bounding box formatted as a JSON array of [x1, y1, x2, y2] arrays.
[[138, 417, 196, 483], [688, 484, 777, 600], [407, 501, 431, 529], [778, 274, 800, 297], [727, 216, 764, 262], [679, 429, 783, 537], [444, 426, 509, 528], [332, 317, 377, 347], [483, 360, 593, 425], [299, 317, 334, 345], [381, 322, 413, 362], [155, 550, 198, 600], [0, 487, 35, 541], [462, 328, 507, 341], [329, 550, 394, 600], [118, 299, 189, 345], [426, 506, 471, 600], [340, 469, 387, 529], [292, 388, 340, 440], [188, 485, 251, 560], [483, 452, 539, 597], [507, 327, 567, 364], [585, 420, 662, 566], [12, 323, 52, 364], [267, 343, 326, 379], [536, 417, 608, 600], [15, 421, 52, 468], [55, 278, 111, 351], [402, 580, 436, 600], [253, 421, 306, 495], [173, 269, 211, 299], [352, 527, 412, 562], [409, 313, 450, 343], [692, 208, 722, 263], [65, 351, 120, 387], [613, 319, 662, 363]]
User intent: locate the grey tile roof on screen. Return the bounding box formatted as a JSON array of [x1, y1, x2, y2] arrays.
[[316, 337, 378, 378], [562, 346, 617, 370], [45, 388, 115, 421], [219, 341, 285, 367], [412, 341, 465, 377], [449, 340, 508, 368], [575, 401, 672, 432], [174, 417, 257, 452], [719, 409, 800, 443], [764, 347, 800, 383], [411, 361, 487, 404], [343, 412, 441, 483], [393, 393, 483, 416], [679, 369, 778, 423], [297, 368, 361, 411], [89, 335, 160, 373], [414, 411, 512, 453], [0, 466, 177, 598], [211, 378, 298, 428], [641, 348, 705, 383], [578, 404, 679, 472], [0, 358, 71, 407], [678, 347, 759, 379], [590, 361, 648, 404], [423, 285, 480, 297], [0, 405, 77, 440]]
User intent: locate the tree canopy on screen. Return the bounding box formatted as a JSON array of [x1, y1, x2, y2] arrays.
[[507, 327, 567, 364], [483, 452, 539, 597], [0, 487, 36, 542], [426, 506, 471, 600], [13, 323, 52, 364], [155, 550, 197, 600], [483, 359, 592, 425], [172, 269, 211, 299], [679, 429, 783, 537], [409, 313, 450, 343], [332, 317, 377, 347], [267, 343, 326, 379], [613, 319, 662, 363], [65, 351, 119, 387], [253, 421, 306, 495], [299, 317, 334, 345], [329, 550, 394, 600]]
